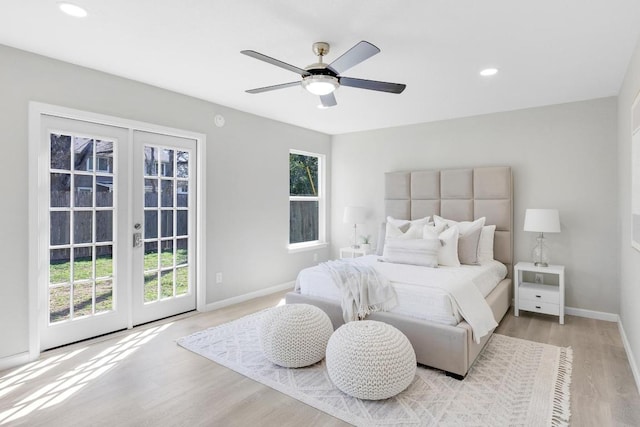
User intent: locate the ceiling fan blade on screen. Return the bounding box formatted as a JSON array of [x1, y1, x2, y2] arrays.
[[328, 41, 380, 74], [245, 81, 300, 94], [319, 93, 337, 107], [339, 77, 406, 94], [241, 50, 311, 76]]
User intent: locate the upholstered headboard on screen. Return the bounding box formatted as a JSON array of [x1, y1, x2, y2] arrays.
[[385, 166, 513, 276]]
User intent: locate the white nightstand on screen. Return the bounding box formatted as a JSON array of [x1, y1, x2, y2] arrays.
[[514, 261, 565, 324], [339, 246, 369, 258]]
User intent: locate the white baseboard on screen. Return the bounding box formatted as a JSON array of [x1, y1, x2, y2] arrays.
[[0, 351, 31, 372], [203, 281, 295, 312], [618, 320, 640, 394], [565, 306, 619, 322]]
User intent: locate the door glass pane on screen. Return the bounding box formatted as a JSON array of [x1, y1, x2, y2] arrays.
[[161, 240, 173, 268], [50, 249, 70, 284], [74, 211, 93, 244], [176, 211, 188, 236], [73, 283, 93, 318], [144, 241, 158, 271], [161, 180, 173, 207], [96, 280, 113, 313], [145, 179, 158, 207], [96, 176, 113, 207], [95, 140, 114, 173], [176, 151, 189, 178], [176, 267, 188, 296], [73, 247, 93, 281], [161, 210, 173, 237], [144, 147, 158, 176], [51, 134, 71, 170], [160, 270, 173, 298], [177, 182, 188, 207], [96, 246, 113, 278], [96, 211, 113, 242], [144, 272, 158, 302], [74, 137, 94, 172], [161, 149, 174, 177], [50, 285, 71, 323], [50, 173, 71, 207], [176, 238, 188, 265], [50, 212, 70, 245], [144, 210, 158, 239], [75, 174, 93, 207]]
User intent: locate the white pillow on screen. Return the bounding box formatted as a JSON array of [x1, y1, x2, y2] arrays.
[[437, 226, 460, 267], [478, 225, 496, 263], [382, 237, 439, 267], [385, 216, 429, 240], [433, 216, 486, 265]]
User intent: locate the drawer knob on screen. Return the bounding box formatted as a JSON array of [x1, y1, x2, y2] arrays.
[[535, 306, 541, 309], [535, 295, 541, 298]]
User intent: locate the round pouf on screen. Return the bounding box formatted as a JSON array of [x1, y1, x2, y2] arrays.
[[326, 320, 416, 400], [259, 304, 334, 368]]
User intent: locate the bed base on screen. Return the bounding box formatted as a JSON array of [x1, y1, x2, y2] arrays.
[[285, 277, 511, 379]]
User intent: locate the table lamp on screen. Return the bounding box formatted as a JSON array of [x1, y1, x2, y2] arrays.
[[524, 209, 561, 267], [343, 206, 366, 249]]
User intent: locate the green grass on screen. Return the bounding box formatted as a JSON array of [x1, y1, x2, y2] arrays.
[[49, 249, 188, 323]]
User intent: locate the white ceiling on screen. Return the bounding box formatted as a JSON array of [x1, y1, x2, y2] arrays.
[[2, 1, 640, 135]]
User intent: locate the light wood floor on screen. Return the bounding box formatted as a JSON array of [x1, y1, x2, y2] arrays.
[[1, 292, 639, 426]]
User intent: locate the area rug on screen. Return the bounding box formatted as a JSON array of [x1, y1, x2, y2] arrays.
[[177, 310, 572, 426]]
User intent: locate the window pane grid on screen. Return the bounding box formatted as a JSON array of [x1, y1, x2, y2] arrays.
[[48, 133, 116, 324]]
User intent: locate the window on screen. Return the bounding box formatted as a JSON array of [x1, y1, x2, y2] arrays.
[[289, 150, 325, 249]]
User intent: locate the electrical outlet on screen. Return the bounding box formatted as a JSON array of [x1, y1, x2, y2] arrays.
[[216, 272, 223, 284], [535, 273, 544, 284], [313, 253, 318, 262]]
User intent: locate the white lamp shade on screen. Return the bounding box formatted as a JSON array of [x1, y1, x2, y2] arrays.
[[343, 206, 366, 224], [524, 209, 561, 233]]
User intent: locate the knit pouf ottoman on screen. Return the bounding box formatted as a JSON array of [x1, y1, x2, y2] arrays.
[[259, 304, 334, 368], [326, 320, 416, 400]]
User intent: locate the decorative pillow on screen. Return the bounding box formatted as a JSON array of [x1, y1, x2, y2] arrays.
[[433, 216, 486, 265], [423, 222, 446, 239], [478, 225, 496, 263], [385, 216, 429, 240], [382, 237, 440, 267], [376, 222, 387, 256], [437, 226, 460, 267]]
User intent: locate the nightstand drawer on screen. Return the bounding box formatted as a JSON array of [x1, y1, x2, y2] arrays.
[[519, 299, 560, 316], [519, 282, 559, 304]]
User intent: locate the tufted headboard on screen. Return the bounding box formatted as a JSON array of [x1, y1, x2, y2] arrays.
[[384, 166, 513, 277]]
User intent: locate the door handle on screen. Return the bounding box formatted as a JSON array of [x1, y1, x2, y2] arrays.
[[133, 232, 142, 248]]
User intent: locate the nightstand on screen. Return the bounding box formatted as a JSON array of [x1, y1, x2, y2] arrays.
[[339, 246, 369, 258], [514, 261, 565, 324]]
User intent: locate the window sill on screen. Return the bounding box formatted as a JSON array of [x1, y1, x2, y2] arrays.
[[288, 242, 329, 254]]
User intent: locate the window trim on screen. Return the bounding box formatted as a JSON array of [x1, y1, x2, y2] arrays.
[[288, 149, 326, 251]]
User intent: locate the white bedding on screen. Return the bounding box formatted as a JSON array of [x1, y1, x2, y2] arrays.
[[296, 255, 507, 327]]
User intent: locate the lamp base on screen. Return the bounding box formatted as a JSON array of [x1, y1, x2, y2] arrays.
[[534, 261, 549, 267]]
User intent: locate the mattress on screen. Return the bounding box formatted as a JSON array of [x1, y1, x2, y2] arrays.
[[296, 255, 507, 326]]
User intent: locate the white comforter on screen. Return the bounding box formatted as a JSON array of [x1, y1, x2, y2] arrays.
[[295, 255, 507, 343]]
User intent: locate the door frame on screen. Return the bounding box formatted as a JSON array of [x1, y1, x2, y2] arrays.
[[28, 102, 207, 360]]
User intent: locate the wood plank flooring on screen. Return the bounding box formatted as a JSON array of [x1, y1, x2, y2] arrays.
[[1, 292, 639, 426]]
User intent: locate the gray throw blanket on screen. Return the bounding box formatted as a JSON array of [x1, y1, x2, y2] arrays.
[[320, 259, 397, 322]]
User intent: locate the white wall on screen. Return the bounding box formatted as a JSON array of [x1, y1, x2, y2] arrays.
[[618, 35, 640, 383], [0, 44, 331, 361], [331, 98, 618, 314]]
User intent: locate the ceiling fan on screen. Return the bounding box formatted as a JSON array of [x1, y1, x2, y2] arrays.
[[241, 41, 406, 108]]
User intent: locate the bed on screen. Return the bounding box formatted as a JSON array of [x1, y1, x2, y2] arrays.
[[285, 166, 513, 378]]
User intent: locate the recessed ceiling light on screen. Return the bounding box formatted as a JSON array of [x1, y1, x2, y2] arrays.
[[480, 68, 499, 77], [58, 3, 88, 18]]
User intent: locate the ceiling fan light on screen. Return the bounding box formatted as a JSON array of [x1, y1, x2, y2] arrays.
[[302, 75, 339, 96], [58, 2, 88, 17]]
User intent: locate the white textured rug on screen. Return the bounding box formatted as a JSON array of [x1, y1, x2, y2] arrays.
[[177, 310, 572, 426]]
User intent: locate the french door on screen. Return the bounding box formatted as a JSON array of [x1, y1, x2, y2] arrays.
[[39, 115, 197, 350]]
